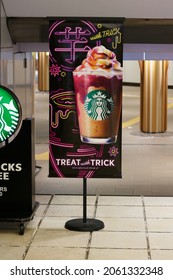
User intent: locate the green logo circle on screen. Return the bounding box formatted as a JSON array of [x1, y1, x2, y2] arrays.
[[84, 89, 114, 120], [0, 85, 22, 144]]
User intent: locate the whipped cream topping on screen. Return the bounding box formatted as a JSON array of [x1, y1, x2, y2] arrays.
[[74, 45, 121, 72]]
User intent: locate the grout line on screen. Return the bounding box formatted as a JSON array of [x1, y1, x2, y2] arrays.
[[85, 195, 99, 260], [22, 194, 54, 260], [93, 194, 99, 219], [141, 195, 152, 260], [85, 232, 92, 260]]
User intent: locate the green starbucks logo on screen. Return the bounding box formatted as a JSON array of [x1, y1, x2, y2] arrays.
[[84, 89, 114, 121], [0, 86, 22, 144]]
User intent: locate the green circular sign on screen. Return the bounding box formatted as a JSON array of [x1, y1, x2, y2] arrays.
[[0, 85, 22, 145]]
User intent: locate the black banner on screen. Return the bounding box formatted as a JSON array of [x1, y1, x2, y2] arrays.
[[49, 17, 124, 178]]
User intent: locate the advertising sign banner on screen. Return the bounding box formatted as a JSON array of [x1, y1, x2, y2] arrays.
[[0, 85, 22, 146], [0, 86, 36, 221], [49, 17, 124, 178]]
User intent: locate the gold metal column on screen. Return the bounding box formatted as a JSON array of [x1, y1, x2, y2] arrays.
[[38, 52, 49, 91], [139, 60, 168, 133]]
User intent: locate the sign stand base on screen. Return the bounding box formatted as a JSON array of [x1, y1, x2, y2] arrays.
[[65, 217, 104, 232], [65, 178, 104, 232]]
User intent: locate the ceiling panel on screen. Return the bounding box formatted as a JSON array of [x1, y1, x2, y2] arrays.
[[2, 0, 173, 45], [6, 17, 173, 44], [2, 0, 173, 18]]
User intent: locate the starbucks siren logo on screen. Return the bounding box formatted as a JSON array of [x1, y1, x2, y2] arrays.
[[0, 86, 22, 144], [84, 89, 114, 121]]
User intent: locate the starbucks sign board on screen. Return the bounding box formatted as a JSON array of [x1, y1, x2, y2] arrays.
[[0, 86, 36, 220], [0, 85, 22, 146], [49, 17, 123, 178]]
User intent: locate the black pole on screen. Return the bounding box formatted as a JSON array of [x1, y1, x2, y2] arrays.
[[64, 177, 104, 231], [83, 177, 87, 223]]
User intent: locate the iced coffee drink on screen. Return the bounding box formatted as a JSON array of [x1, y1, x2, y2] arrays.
[[73, 45, 122, 144]]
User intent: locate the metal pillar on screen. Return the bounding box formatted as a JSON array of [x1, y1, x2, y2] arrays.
[[139, 60, 169, 133], [38, 52, 49, 91]]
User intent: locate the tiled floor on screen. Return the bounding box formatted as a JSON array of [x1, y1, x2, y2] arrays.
[[1, 195, 173, 260], [1, 86, 173, 260]]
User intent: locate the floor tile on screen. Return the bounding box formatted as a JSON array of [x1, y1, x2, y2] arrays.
[[45, 205, 95, 217], [144, 197, 173, 206], [35, 204, 48, 217], [40, 216, 76, 229], [0, 246, 26, 260], [51, 195, 96, 205], [35, 195, 52, 204], [145, 207, 173, 218], [151, 250, 173, 260], [90, 231, 147, 249], [149, 233, 173, 249], [147, 218, 173, 232], [25, 247, 86, 260], [0, 229, 35, 246], [96, 206, 144, 218], [98, 196, 143, 206], [102, 217, 145, 232], [31, 229, 90, 248], [27, 216, 42, 229], [1, 194, 173, 261], [88, 248, 148, 260]]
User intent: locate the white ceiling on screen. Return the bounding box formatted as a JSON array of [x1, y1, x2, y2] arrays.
[[2, 0, 173, 18]]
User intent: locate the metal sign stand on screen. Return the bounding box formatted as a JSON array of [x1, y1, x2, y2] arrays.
[[65, 178, 104, 231]]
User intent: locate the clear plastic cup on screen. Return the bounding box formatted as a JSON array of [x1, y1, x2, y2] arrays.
[[73, 69, 122, 144]]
